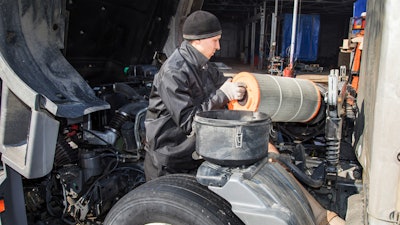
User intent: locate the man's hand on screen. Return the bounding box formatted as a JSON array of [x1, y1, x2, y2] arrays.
[[220, 78, 247, 101]]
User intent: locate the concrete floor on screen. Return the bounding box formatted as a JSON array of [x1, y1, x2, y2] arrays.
[[212, 58, 268, 77], [213, 58, 330, 84]]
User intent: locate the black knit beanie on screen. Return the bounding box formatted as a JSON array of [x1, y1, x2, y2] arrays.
[[183, 10, 222, 40]]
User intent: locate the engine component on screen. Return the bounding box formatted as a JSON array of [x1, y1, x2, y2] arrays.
[[54, 137, 79, 168], [112, 83, 142, 101], [120, 121, 137, 152], [79, 150, 103, 182], [84, 100, 147, 153], [276, 154, 325, 188], [194, 110, 271, 166], [83, 128, 119, 146], [58, 165, 84, 197], [55, 158, 145, 223], [229, 72, 322, 123], [21, 93, 148, 224]]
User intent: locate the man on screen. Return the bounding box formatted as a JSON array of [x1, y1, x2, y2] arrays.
[[144, 10, 246, 180]]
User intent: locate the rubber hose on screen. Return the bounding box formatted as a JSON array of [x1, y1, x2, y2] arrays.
[[113, 82, 141, 100], [109, 101, 147, 131], [277, 155, 324, 188]]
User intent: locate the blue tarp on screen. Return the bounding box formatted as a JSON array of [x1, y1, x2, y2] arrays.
[[354, 0, 367, 17], [281, 14, 320, 62]]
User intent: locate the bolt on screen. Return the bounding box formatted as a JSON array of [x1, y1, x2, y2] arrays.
[[353, 169, 362, 179]]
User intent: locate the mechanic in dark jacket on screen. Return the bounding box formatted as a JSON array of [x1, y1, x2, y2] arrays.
[[144, 10, 246, 180]]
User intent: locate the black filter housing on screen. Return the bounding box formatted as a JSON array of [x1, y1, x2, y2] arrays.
[[194, 110, 271, 166]]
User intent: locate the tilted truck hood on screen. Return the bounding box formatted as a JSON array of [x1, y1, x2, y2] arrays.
[[0, 0, 187, 118]]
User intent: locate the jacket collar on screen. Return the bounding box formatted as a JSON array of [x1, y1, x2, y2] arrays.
[[179, 40, 209, 69]]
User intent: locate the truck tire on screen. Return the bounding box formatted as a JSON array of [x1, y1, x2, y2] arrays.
[[104, 174, 244, 225]]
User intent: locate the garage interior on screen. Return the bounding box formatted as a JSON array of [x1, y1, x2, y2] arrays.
[[64, 0, 366, 85], [201, 0, 362, 78]]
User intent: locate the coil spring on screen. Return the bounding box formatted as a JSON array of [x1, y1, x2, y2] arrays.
[[326, 140, 340, 171]]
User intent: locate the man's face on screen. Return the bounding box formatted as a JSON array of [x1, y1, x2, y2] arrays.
[[191, 35, 221, 59]]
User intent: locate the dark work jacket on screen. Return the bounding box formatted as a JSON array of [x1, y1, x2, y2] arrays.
[[144, 41, 229, 177]]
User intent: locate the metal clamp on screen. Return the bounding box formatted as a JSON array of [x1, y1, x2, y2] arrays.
[[235, 126, 243, 148]]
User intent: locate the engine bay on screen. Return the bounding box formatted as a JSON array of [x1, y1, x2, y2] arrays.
[[21, 60, 362, 225]]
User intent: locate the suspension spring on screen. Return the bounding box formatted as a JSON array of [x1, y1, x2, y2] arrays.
[[325, 117, 342, 173], [326, 140, 340, 166]]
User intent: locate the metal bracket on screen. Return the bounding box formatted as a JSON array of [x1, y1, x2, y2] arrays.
[[235, 126, 243, 148]]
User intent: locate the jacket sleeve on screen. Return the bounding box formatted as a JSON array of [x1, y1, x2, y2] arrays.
[[157, 68, 229, 135], [208, 62, 230, 88]]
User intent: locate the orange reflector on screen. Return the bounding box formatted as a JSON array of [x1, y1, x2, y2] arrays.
[[228, 72, 260, 112], [351, 75, 359, 92], [0, 199, 5, 213]]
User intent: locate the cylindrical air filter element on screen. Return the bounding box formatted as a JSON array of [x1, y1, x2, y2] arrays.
[[228, 72, 321, 123]]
